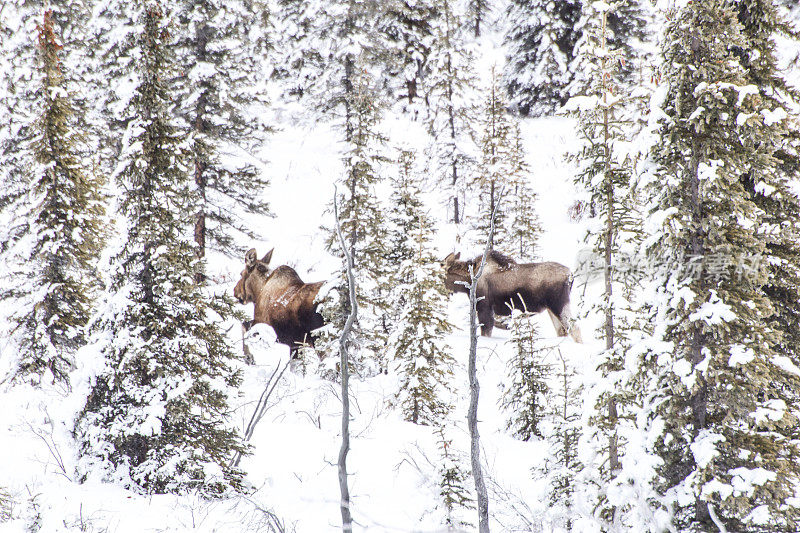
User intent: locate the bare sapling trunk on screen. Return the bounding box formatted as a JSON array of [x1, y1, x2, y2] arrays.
[[466, 201, 500, 533], [334, 193, 357, 532], [231, 357, 291, 467]]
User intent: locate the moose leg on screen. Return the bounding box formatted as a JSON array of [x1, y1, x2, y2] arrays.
[[558, 304, 583, 344], [478, 302, 495, 337], [547, 309, 568, 337], [242, 323, 254, 365]]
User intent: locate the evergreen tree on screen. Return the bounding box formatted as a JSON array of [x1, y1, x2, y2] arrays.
[[541, 351, 582, 531], [320, 67, 391, 373], [568, 0, 648, 97], [386, 149, 420, 321], [389, 148, 455, 425], [435, 424, 473, 530], [472, 68, 516, 251], [732, 0, 800, 383], [426, 0, 479, 224], [502, 0, 581, 116], [637, 1, 800, 529], [1, 4, 40, 233], [565, 0, 647, 525], [272, 0, 384, 117], [468, 0, 489, 37], [75, 4, 245, 495], [505, 122, 540, 260], [175, 0, 272, 260], [500, 311, 549, 441], [379, 0, 438, 114], [0, 11, 106, 384]]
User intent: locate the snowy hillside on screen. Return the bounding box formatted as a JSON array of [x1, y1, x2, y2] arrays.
[[3, 0, 800, 532]]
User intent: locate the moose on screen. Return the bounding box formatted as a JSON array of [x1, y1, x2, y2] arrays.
[[443, 251, 582, 343], [233, 248, 325, 357]]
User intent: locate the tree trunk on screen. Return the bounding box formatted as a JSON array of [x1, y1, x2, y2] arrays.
[[468, 206, 498, 533], [600, 9, 620, 478], [334, 194, 357, 532]]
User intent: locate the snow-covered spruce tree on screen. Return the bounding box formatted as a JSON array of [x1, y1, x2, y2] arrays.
[[435, 424, 473, 529], [269, 0, 336, 100], [319, 67, 391, 373], [502, 0, 581, 116], [271, 0, 384, 115], [385, 149, 419, 323], [0, 11, 106, 385], [471, 68, 518, 251], [75, 5, 245, 495], [564, 0, 650, 526], [378, 0, 437, 114], [638, 1, 800, 529], [732, 0, 800, 382], [468, 0, 489, 37], [500, 311, 549, 441], [388, 148, 455, 424], [568, 0, 648, 97], [0, 6, 39, 237], [540, 351, 582, 531], [426, 0, 479, 224], [506, 122, 540, 261], [175, 0, 272, 260]]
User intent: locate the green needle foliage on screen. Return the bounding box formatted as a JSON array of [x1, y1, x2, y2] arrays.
[[1, 11, 106, 385], [75, 4, 245, 495], [638, 1, 800, 529]]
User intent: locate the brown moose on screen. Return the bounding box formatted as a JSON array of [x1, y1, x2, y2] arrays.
[[443, 251, 582, 343], [234, 248, 325, 357]]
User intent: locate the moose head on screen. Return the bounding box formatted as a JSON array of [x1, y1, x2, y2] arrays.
[[441, 252, 467, 293], [233, 248, 274, 304]]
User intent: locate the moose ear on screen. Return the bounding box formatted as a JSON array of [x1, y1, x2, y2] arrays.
[[261, 248, 274, 265], [443, 252, 455, 263], [454, 252, 461, 260], [245, 248, 258, 268]]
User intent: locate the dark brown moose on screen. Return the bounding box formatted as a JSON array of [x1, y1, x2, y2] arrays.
[[443, 251, 583, 343], [234, 248, 325, 357]]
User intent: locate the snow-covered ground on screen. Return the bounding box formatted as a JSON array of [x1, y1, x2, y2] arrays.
[[0, 27, 610, 533]]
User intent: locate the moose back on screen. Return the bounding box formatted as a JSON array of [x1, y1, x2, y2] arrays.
[[234, 248, 325, 356], [443, 251, 582, 343]]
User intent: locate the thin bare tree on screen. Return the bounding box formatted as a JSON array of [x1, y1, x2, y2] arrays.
[[334, 192, 357, 531], [466, 202, 500, 533]]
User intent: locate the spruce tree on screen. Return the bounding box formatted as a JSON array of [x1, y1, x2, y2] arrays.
[[468, 0, 489, 37], [386, 149, 420, 322], [175, 0, 272, 260], [565, 1, 649, 526], [502, 0, 581, 116], [379, 0, 438, 114], [638, 1, 800, 529], [75, 4, 245, 495], [389, 148, 455, 425], [472, 68, 516, 251], [732, 0, 800, 384], [500, 311, 549, 441], [0, 10, 106, 384], [541, 352, 582, 530], [435, 424, 473, 530], [426, 0, 479, 224], [568, 0, 648, 97], [271, 0, 384, 116], [320, 68, 391, 373], [1, 4, 39, 237], [506, 122, 540, 260]]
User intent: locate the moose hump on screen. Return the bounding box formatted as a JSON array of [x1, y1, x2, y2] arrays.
[[234, 248, 325, 357]]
